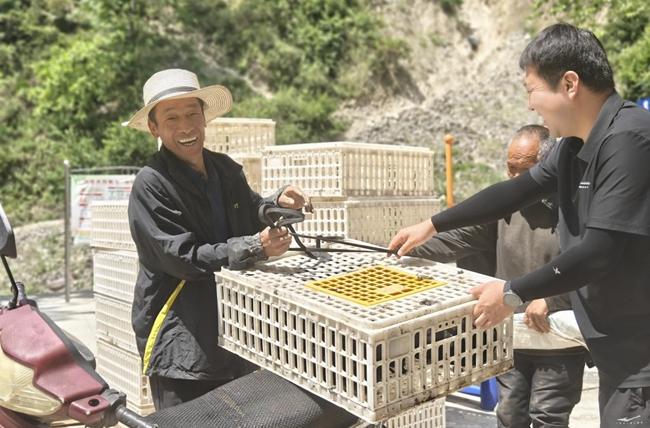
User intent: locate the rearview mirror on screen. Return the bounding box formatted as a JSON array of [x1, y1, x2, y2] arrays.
[[0, 201, 17, 258]]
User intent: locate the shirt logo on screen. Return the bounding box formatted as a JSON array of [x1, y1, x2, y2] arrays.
[[578, 181, 590, 189], [553, 267, 561, 275], [233, 203, 239, 209], [617, 415, 641, 423]]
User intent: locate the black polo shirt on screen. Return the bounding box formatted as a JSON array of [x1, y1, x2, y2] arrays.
[[529, 92, 650, 386]]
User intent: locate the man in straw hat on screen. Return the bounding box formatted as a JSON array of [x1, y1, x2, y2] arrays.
[[124, 68, 309, 410]]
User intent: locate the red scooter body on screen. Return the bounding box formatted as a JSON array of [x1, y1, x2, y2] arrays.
[[0, 303, 111, 427], [0, 201, 151, 428]]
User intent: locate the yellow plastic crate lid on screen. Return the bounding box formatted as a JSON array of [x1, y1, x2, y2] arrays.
[[306, 265, 446, 307]]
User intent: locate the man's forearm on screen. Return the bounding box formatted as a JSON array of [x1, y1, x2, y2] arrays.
[[431, 172, 546, 232], [410, 224, 495, 262], [510, 227, 627, 301]]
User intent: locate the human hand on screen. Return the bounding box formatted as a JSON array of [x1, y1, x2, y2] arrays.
[[278, 186, 312, 212], [524, 299, 550, 333], [260, 226, 291, 257], [470, 280, 514, 329], [387, 219, 437, 257]]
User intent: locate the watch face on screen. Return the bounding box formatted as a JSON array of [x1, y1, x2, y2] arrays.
[[504, 292, 522, 308]]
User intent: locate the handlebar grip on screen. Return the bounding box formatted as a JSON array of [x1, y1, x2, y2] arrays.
[[115, 405, 158, 428]]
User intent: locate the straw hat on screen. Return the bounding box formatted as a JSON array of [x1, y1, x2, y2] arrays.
[[123, 68, 232, 132]]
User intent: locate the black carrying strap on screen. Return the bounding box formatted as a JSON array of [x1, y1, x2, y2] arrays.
[[289, 232, 398, 255], [259, 204, 399, 257], [259, 205, 316, 258], [287, 224, 316, 259], [260, 205, 305, 228]]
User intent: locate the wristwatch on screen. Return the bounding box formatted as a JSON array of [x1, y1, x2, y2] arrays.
[[503, 281, 523, 308]]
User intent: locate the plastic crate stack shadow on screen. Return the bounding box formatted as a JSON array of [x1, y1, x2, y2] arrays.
[[204, 118, 276, 193], [217, 252, 514, 424], [261, 142, 440, 246], [89, 200, 154, 417]]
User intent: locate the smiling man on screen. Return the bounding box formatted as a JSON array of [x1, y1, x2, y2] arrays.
[[123, 69, 308, 410], [388, 24, 650, 427]]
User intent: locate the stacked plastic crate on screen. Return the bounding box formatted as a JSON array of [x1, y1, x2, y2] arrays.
[[204, 118, 276, 193], [217, 251, 514, 426], [261, 142, 441, 246], [89, 200, 154, 417], [255, 142, 473, 426]]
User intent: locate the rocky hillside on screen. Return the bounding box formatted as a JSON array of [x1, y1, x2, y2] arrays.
[[341, 0, 542, 198]]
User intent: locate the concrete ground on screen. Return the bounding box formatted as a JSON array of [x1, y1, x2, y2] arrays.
[[2, 291, 601, 427], [445, 366, 599, 427]]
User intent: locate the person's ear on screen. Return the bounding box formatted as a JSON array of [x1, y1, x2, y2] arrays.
[[148, 119, 159, 138], [563, 71, 580, 99]]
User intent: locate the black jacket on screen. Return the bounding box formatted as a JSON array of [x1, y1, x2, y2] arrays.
[[128, 146, 277, 379]]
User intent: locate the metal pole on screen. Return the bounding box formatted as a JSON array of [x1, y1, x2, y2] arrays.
[[64, 159, 71, 303], [444, 134, 455, 207]]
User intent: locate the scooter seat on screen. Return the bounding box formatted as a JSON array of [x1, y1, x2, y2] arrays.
[[144, 369, 360, 428]]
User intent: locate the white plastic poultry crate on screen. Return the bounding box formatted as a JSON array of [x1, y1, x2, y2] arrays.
[[230, 154, 262, 194], [95, 339, 152, 409], [294, 197, 442, 246], [95, 293, 138, 355], [205, 117, 275, 156], [216, 252, 513, 423], [385, 397, 445, 428], [261, 142, 435, 198], [92, 250, 139, 303], [90, 200, 135, 251]]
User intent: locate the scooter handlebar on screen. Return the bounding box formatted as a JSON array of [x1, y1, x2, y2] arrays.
[[115, 405, 158, 428]]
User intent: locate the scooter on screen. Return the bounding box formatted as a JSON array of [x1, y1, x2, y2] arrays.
[[0, 201, 361, 428]]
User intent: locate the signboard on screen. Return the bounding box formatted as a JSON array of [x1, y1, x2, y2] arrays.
[[70, 174, 135, 244]]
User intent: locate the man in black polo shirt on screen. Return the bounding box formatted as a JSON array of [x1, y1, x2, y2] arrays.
[[389, 23, 650, 427]]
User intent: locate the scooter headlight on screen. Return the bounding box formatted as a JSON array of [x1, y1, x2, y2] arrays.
[[0, 344, 62, 416]]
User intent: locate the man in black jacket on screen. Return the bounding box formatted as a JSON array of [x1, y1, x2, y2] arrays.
[[412, 125, 587, 427], [123, 69, 308, 410], [390, 24, 650, 427]]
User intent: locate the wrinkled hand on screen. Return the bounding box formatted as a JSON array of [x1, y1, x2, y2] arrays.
[[470, 280, 514, 329], [524, 299, 550, 333], [387, 219, 437, 257], [278, 186, 312, 212], [260, 226, 291, 257]]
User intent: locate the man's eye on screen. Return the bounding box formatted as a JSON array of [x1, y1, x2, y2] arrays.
[[166, 116, 178, 121]]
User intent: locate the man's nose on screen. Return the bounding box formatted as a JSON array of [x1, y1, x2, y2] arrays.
[[178, 116, 194, 133]]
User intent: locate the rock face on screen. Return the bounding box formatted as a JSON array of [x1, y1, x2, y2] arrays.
[[340, 0, 541, 199]]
